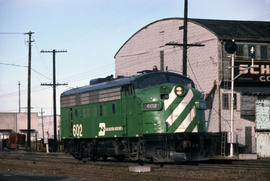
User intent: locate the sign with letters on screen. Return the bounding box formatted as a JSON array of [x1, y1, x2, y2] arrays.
[[234, 60, 270, 87]]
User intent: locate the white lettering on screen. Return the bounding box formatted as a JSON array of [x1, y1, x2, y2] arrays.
[[73, 125, 76, 137], [239, 64, 248, 74], [261, 65, 270, 75], [250, 64, 259, 75], [259, 76, 266, 82], [73, 124, 83, 138], [239, 64, 270, 75], [259, 76, 270, 82], [105, 126, 123, 131]]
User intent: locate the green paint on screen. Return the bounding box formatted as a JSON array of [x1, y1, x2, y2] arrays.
[[60, 72, 206, 140]]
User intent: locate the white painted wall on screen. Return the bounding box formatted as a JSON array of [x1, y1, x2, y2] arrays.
[[0, 112, 39, 141], [0, 112, 60, 141], [37, 115, 61, 140]]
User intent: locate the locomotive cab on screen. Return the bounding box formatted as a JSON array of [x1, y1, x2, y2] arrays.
[[132, 71, 206, 135]]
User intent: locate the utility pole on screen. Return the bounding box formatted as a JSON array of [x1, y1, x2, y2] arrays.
[[41, 49, 67, 151], [24, 31, 34, 149], [160, 51, 164, 71], [40, 108, 45, 141], [18, 81, 21, 113], [183, 0, 188, 76], [165, 0, 204, 76]]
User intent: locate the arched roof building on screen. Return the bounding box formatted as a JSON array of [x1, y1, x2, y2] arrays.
[[114, 18, 270, 154]]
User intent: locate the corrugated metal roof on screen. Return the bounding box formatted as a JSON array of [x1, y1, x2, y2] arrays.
[[191, 19, 270, 41]]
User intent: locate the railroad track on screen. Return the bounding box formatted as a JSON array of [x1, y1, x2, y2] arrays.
[[0, 151, 270, 181]]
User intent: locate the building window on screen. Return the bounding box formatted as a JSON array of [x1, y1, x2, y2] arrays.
[[236, 44, 244, 58], [222, 93, 237, 110], [240, 95, 256, 121], [233, 94, 237, 109], [261, 45, 268, 59], [222, 94, 229, 110], [248, 45, 256, 59]]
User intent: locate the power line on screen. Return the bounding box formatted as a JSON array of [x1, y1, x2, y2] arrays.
[[0, 62, 52, 81], [0, 62, 27, 68], [187, 57, 203, 91], [0, 62, 114, 98], [31, 68, 52, 81], [0, 32, 24, 35]]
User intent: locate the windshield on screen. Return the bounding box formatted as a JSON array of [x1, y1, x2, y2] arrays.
[[167, 74, 195, 88], [136, 74, 167, 88], [135, 73, 195, 89]]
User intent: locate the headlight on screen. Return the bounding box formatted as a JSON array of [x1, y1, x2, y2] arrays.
[[143, 102, 162, 111], [175, 85, 184, 96]]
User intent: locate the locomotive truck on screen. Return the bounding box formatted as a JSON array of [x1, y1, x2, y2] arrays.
[[60, 70, 221, 162]]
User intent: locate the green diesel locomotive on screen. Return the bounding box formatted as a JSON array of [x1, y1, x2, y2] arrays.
[[60, 70, 220, 162]]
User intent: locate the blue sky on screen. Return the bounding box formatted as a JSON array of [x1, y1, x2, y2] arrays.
[[0, 0, 270, 115]]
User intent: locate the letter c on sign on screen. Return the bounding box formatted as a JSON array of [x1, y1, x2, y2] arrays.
[[259, 76, 266, 82]]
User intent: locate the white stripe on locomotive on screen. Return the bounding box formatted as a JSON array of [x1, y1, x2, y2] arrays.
[[165, 89, 194, 127], [164, 86, 177, 110], [174, 106, 196, 133], [192, 125, 198, 132]]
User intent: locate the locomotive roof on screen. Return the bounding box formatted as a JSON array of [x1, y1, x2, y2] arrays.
[[61, 76, 136, 97], [61, 71, 193, 97]]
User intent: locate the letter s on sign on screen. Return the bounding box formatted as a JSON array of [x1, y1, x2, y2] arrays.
[[239, 64, 248, 74]]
